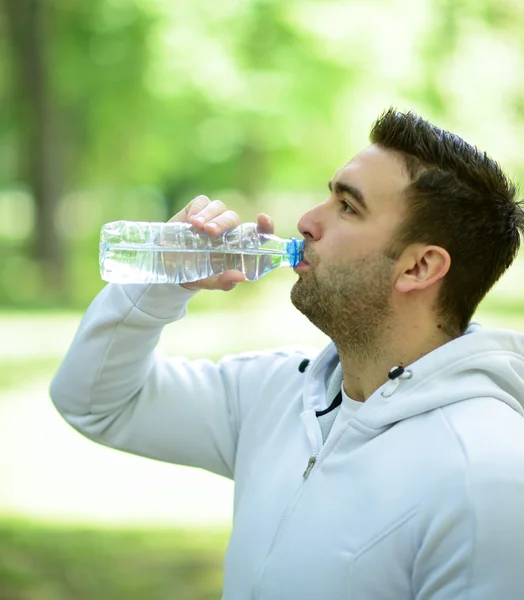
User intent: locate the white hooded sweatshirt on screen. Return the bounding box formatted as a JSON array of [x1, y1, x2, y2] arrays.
[[50, 283, 524, 600]]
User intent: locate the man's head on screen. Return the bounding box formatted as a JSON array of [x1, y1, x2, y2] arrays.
[[291, 108, 523, 349]]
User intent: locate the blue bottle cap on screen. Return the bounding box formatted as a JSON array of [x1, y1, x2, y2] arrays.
[[287, 238, 305, 267]]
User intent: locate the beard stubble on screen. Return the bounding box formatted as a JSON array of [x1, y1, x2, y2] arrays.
[[290, 252, 396, 361]]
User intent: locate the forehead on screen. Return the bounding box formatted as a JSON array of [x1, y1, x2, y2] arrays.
[[334, 145, 410, 209]]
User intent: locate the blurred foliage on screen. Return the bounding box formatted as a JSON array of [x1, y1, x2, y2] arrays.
[[1, 0, 524, 309], [0, 519, 229, 600]]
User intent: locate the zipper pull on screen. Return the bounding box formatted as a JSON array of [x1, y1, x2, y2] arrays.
[[303, 456, 317, 480]]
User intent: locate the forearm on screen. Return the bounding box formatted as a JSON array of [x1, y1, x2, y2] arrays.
[[50, 282, 243, 477], [49, 282, 197, 434]]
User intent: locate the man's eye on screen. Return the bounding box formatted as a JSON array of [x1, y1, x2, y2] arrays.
[[340, 200, 356, 214]]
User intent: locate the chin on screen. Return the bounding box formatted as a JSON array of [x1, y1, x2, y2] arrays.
[[290, 282, 313, 315]]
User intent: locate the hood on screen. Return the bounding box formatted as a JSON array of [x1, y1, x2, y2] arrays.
[[306, 323, 524, 432]]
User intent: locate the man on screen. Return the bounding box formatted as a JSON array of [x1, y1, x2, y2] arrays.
[[51, 108, 524, 599]]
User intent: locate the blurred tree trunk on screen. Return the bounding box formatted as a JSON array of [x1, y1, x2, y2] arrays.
[[2, 0, 65, 298], [238, 141, 266, 205]]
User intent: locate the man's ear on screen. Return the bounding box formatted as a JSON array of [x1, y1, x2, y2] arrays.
[[394, 245, 451, 293]]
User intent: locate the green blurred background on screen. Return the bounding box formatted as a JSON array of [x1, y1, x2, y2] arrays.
[[1, 0, 524, 598]]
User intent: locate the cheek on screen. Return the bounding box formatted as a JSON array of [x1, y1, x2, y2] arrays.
[[323, 233, 354, 256], [317, 226, 389, 266], [315, 245, 350, 274], [323, 237, 362, 264]]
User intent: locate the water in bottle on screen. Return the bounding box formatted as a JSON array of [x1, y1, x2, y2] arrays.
[[99, 220, 305, 284]]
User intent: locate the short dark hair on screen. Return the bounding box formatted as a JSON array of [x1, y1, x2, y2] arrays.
[[370, 107, 524, 337]]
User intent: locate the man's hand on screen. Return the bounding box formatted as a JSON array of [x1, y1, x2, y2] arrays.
[[169, 195, 275, 291]]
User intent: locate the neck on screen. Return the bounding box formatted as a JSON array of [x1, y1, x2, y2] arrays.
[[338, 321, 454, 402]]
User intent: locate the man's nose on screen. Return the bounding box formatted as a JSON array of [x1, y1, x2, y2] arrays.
[[297, 202, 327, 241]]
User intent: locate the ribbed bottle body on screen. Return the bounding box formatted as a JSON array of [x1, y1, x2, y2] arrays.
[[100, 221, 304, 284]]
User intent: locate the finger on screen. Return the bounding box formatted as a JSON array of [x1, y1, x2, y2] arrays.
[[256, 213, 275, 235], [186, 195, 211, 219], [179, 281, 200, 291], [223, 281, 239, 292], [201, 210, 242, 236], [188, 199, 227, 230], [216, 270, 246, 290], [169, 195, 210, 223], [192, 270, 246, 291]]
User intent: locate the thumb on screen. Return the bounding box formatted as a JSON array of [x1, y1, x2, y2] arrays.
[[256, 213, 275, 235]]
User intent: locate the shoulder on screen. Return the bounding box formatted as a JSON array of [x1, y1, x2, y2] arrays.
[[222, 344, 319, 362], [439, 398, 524, 474], [217, 344, 321, 386], [220, 344, 319, 368], [416, 399, 524, 523], [405, 398, 524, 517]]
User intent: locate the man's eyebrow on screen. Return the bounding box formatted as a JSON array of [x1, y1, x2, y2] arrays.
[[328, 180, 369, 213]]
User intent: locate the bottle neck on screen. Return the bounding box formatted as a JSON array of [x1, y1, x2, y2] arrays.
[[255, 233, 304, 267]]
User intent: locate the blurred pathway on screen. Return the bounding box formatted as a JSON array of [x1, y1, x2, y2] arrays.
[[0, 376, 236, 528]]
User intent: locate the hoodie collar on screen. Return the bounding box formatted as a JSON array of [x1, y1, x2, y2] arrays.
[[305, 323, 524, 432]]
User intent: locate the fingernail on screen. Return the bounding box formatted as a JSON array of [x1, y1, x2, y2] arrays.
[[192, 216, 204, 224], [207, 222, 217, 232]]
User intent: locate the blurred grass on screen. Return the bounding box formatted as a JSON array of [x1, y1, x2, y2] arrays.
[[0, 519, 229, 600], [478, 297, 524, 316], [0, 358, 60, 392]]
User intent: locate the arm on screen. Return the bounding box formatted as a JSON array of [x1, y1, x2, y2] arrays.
[[51, 282, 240, 478], [412, 474, 524, 599], [50, 197, 276, 479]]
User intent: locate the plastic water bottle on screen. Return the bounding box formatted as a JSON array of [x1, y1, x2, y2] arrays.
[[99, 220, 305, 284]]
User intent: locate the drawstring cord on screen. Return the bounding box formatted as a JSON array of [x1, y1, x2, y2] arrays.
[[381, 366, 413, 398]]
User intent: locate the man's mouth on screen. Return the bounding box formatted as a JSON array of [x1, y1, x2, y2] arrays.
[[294, 258, 310, 272]]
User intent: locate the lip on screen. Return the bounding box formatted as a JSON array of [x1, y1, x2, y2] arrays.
[[293, 260, 310, 272]]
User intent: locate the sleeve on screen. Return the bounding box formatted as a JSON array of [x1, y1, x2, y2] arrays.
[[412, 472, 524, 599], [50, 282, 257, 479]]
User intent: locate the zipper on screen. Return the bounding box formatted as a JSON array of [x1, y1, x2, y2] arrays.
[[302, 405, 347, 479], [251, 415, 345, 599], [250, 356, 339, 599], [250, 478, 306, 600], [251, 412, 321, 599], [303, 456, 317, 479], [299, 409, 323, 480]]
